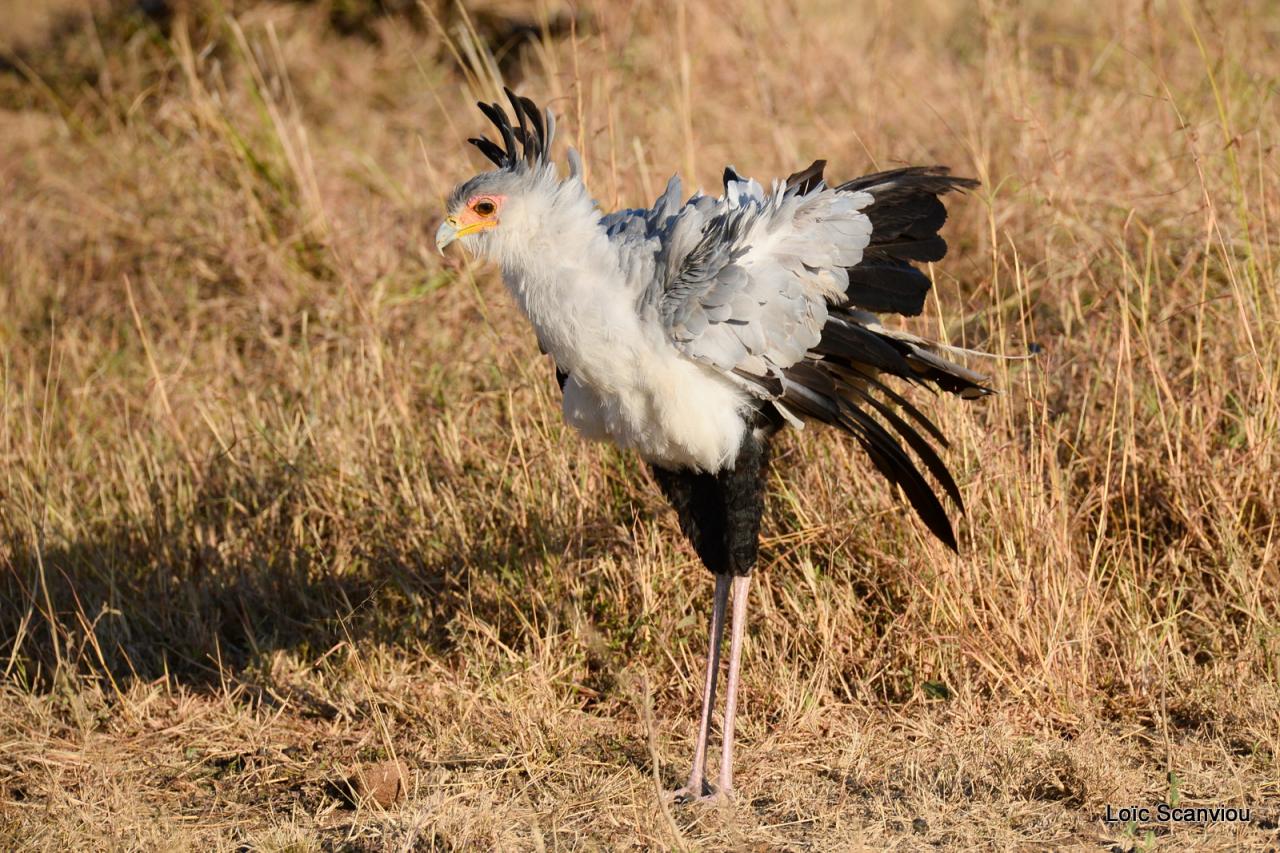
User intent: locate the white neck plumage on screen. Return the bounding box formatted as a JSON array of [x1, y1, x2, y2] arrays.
[[486, 180, 638, 383]]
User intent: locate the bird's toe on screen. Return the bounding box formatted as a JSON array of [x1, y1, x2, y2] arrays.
[[666, 783, 707, 805], [666, 783, 732, 807]]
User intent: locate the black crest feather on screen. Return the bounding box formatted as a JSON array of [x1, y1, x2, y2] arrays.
[[466, 88, 555, 170]]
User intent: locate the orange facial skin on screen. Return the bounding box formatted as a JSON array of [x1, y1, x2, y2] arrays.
[[450, 194, 505, 237]]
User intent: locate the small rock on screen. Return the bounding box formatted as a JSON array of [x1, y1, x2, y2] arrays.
[[344, 760, 410, 807]]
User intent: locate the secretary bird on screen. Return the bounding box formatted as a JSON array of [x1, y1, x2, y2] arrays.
[[436, 91, 990, 804]]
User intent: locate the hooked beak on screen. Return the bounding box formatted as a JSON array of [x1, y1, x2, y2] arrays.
[[435, 217, 460, 254], [435, 216, 496, 254]]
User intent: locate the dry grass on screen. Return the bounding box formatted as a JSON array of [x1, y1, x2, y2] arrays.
[[2, 0, 1278, 849]]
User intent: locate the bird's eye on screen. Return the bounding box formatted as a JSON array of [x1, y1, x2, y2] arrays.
[[473, 199, 497, 216]]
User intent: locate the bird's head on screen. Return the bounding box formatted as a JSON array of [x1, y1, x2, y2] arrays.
[[436, 90, 565, 261]]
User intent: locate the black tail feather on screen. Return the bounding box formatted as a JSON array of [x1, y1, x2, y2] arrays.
[[843, 365, 950, 448], [818, 318, 918, 376], [838, 402, 958, 551], [844, 381, 963, 510], [779, 312, 989, 550]]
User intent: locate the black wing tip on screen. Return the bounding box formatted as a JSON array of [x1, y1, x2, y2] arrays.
[[919, 166, 980, 193], [943, 175, 981, 193], [843, 262, 933, 316], [838, 165, 981, 195], [837, 165, 978, 313], [785, 159, 828, 194]]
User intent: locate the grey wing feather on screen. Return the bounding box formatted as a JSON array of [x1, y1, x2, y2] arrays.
[[646, 174, 875, 395], [601, 175, 689, 293]]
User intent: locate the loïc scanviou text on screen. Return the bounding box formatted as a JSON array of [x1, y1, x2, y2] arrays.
[[1103, 804, 1251, 824]]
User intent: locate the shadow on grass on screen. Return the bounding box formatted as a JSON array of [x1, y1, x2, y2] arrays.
[[1, 456, 628, 694]]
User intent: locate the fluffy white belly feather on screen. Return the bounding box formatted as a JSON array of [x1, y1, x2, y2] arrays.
[[561, 354, 751, 472], [500, 251, 754, 472]]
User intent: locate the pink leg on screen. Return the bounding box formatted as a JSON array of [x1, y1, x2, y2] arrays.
[[673, 573, 730, 802], [717, 574, 752, 797]]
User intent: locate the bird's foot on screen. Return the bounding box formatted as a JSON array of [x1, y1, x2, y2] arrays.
[[667, 781, 732, 806]]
